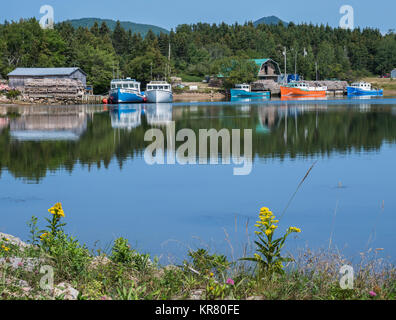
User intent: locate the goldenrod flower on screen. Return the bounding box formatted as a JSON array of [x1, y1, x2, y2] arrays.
[[254, 253, 261, 260], [209, 272, 214, 277], [1, 245, 10, 252], [265, 229, 273, 236], [40, 233, 49, 241], [48, 202, 65, 218], [289, 227, 301, 233]]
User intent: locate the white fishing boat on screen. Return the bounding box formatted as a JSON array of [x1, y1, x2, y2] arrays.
[[145, 81, 173, 103]]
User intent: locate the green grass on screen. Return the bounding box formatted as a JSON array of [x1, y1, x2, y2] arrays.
[[1, 232, 395, 300]]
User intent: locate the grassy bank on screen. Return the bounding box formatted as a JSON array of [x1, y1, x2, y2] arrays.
[[363, 77, 396, 96], [1, 204, 395, 300]]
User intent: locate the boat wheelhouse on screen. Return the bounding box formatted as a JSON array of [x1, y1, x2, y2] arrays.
[[280, 81, 327, 97], [145, 81, 173, 103], [347, 82, 383, 96], [109, 78, 146, 103]]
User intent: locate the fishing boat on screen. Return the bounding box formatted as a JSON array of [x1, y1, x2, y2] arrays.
[[280, 81, 327, 97], [347, 82, 383, 96], [230, 84, 270, 98], [109, 78, 146, 103], [145, 81, 173, 103]]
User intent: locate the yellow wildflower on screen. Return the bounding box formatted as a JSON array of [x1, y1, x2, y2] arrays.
[[254, 253, 261, 260], [1, 245, 10, 252], [48, 202, 65, 218], [209, 272, 214, 277], [289, 227, 301, 233], [40, 233, 49, 241], [265, 229, 273, 236]]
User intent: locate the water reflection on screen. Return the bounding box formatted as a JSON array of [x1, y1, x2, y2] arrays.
[[1, 101, 396, 181], [110, 105, 142, 130], [9, 111, 87, 141], [145, 104, 173, 126]]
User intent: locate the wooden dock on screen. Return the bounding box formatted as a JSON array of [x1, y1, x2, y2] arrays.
[[81, 95, 107, 104]]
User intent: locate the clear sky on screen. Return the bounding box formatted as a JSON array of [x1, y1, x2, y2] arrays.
[[1, 0, 395, 33]]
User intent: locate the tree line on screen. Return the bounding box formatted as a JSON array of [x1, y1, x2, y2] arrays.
[[0, 18, 395, 93]]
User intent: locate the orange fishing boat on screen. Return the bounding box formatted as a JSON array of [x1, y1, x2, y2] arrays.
[[280, 82, 327, 97]]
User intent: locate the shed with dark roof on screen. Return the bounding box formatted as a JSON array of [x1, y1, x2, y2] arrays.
[[7, 68, 87, 89]]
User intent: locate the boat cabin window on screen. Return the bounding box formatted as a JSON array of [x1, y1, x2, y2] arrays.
[[111, 84, 116, 89], [117, 84, 122, 88], [123, 84, 128, 88]]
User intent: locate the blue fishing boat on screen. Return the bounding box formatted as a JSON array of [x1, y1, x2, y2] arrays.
[[347, 82, 383, 96], [109, 78, 146, 103], [230, 84, 270, 98]]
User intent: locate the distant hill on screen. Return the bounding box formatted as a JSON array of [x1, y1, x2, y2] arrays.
[[253, 16, 288, 27], [63, 18, 169, 36]]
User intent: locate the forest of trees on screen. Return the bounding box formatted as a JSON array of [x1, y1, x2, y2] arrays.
[[0, 18, 396, 93]]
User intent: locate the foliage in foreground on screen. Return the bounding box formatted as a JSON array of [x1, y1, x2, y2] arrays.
[[0, 203, 395, 300]]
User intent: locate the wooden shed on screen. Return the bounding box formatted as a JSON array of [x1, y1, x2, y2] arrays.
[[7, 68, 87, 89], [251, 59, 282, 81]]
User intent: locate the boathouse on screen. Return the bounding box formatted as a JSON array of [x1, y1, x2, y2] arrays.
[[7, 67, 87, 89], [250, 59, 282, 81]]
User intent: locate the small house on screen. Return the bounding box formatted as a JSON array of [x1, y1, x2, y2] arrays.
[[7, 68, 87, 89]]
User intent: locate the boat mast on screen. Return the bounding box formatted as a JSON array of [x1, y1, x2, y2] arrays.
[[167, 42, 171, 80], [283, 47, 287, 84]]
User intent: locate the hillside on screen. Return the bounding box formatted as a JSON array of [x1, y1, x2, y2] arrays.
[[253, 15, 288, 27], [63, 18, 169, 36]]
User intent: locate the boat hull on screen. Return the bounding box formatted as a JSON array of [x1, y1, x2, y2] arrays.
[[146, 90, 173, 103], [230, 89, 270, 98], [109, 89, 146, 103], [347, 87, 383, 96], [280, 86, 326, 97]]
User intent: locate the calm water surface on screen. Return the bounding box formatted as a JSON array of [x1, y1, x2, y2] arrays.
[[1, 98, 396, 264]]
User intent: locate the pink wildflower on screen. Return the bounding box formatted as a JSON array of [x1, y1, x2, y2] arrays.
[[226, 278, 235, 285], [369, 291, 377, 297]]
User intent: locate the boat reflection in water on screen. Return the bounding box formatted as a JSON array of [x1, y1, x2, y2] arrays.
[[110, 105, 142, 130], [280, 96, 329, 102], [145, 103, 173, 126], [230, 96, 270, 103]]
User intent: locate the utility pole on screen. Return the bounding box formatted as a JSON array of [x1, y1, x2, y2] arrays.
[[315, 62, 318, 81]]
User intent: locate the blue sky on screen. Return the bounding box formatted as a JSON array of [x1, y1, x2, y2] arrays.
[[1, 0, 395, 32]]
